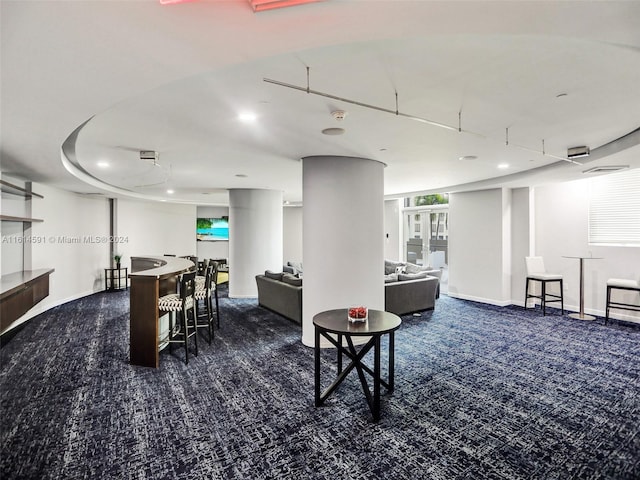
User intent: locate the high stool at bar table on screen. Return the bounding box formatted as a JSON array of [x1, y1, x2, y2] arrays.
[[562, 255, 603, 321]]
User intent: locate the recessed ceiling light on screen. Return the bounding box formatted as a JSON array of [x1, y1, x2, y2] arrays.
[[322, 128, 345, 135], [238, 112, 257, 123], [498, 163, 509, 169], [459, 155, 478, 161], [166, 189, 174, 194], [97, 161, 109, 168]]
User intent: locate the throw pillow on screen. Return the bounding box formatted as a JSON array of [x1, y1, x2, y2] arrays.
[[405, 263, 431, 274], [282, 273, 302, 287], [283, 265, 295, 274], [384, 259, 406, 275], [265, 270, 283, 281], [398, 272, 428, 281], [384, 273, 398, 283], [288, 261, 303, 274]]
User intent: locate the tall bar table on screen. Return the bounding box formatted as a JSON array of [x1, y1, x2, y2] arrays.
[[129, 256, 194, 367], [562, 255, 603, 321]]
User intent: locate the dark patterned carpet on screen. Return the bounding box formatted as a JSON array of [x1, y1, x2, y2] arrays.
[[1, 286, 639, 480]]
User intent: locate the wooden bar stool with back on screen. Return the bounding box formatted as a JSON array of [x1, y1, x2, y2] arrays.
[[158, 271, 199, 364]]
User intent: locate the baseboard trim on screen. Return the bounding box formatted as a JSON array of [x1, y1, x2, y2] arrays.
[[447, 292, 511, 307], [460, 296, 640, 325]]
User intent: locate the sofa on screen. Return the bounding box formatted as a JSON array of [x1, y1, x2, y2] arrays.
[[255, 271, 303, 324], [255, 260, 441, 322], [383, 259, 442, 315], [385, 275, 439, 315]]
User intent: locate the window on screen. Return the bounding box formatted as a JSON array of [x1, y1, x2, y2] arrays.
[[588, 168, 640, 246]]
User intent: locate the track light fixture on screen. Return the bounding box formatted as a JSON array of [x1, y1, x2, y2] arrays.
[[264, 68, 583, 165]]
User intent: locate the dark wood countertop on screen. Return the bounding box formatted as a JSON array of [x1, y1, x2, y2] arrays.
[[129, 256, 194, 280], [0, 268, 55, 300]]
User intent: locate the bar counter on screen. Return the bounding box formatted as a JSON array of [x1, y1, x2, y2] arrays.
[[129, 256, 195, 367]]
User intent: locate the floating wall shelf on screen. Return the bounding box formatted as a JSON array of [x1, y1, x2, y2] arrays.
[[0, 215, 44, 223], [0, 179, 44, 198]]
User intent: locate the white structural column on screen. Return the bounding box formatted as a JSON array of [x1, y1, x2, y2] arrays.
[[301, 156, 385, 347], [228, 189, 283, 298]]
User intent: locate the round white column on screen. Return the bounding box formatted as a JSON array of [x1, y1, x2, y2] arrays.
[[228, 189, 283, 298], [302, 156, 385, 347]]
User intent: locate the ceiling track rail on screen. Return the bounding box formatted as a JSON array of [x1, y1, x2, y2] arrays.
[[263, 72, 581, 165]]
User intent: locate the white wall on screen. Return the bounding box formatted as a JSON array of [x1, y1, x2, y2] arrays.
[[0, 175, 34, 275], [448, 188, 511, 305], [384, 199, 402, 261], [196, 206, 230, 261], [264, 198, 405, 276], [510, 187, 531, 305], [27, 184, 110, 320], [283, 206, 302, 264], [116, 198, 196, 267], [445, 179, 639, 322], [3, 192, 198, 333], [533, 179, 640, 322], [197, 204, 302, 268], [501, 188, 512, 302], [1, 221, 24, 275], [228, 189, 283, 298]]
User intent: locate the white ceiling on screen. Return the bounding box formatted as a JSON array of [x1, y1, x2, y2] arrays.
[[2, 0, 639, 205]]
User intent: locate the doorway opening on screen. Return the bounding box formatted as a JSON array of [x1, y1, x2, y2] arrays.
[[402, 194, 449, 293]]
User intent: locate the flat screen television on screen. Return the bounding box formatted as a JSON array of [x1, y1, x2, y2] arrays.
[[196, 216, 229, 241]]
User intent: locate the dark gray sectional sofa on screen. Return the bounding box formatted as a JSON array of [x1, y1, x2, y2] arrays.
[[385, 275, 439, 315], [255, 259, 441, 322], [256, 272, 302, 324]]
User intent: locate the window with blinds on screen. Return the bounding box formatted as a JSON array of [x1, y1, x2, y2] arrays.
[[588, 168, 640, 246]]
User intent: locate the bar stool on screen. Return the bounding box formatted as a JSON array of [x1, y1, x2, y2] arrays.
[[194, 265, 215, 344], [197, 261, 221, 327], [525, 256, 564, 315], [213, 258, 229, 286], [211, 260, 221, 328], [158, 271, 198, 364], [605, 278, 640, 324], [198, 258, 210, 276]]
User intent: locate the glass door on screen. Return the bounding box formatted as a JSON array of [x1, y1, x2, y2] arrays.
[[402, 205, 448, 269]]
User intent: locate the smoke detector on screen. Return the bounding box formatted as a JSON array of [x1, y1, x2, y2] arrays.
[[331, 110, 347, 121]]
